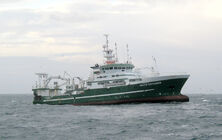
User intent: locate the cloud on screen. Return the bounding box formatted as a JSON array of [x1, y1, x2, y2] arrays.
[[0, 0, 25, 4], [0, 1, 222, 59]]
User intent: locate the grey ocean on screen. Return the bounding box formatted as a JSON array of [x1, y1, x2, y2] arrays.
[[0, 94, 222, 140]]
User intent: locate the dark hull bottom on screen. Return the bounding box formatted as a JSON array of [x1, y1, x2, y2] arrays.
[[74, 94, 189, 105]]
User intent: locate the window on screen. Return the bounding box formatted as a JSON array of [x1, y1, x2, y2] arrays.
[[87, 82, 92, 86], [129, 78, 142, 82], [94, 71, 100, 74], [114, 80, 124, 83], [114, 67, 117, 69], [110, 67, 113, 70], [98, 82, 104, 85]]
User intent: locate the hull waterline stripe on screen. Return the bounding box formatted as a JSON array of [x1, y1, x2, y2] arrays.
[[76, 89, 154, 99], [43, 97, 74, 102]]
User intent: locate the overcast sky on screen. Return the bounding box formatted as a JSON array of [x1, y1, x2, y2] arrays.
[[0, 0, 222, 94]]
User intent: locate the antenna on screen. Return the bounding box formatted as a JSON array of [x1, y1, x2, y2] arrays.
[[152, 56, 158, 71], [115, 42, 118, 62], [130, 56, 132, 64], [103, 34, 109, 63], [126, 44, 129, 64]]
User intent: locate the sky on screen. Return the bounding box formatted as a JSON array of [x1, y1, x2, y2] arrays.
[[0, 0, 222, 94]]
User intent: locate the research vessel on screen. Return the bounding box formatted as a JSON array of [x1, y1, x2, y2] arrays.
[[32, 35, 189, 105]]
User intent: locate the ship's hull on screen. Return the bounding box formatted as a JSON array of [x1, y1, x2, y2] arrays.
[[33, 75, 189, 105]]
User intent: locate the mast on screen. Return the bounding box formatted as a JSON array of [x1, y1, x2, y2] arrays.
[[152, 56, 158, 72], [104, 34, 109, 50], [103, 34, 116, 65], [126, 44, 129, 64], [126, 44, 132, 64], [115, 42, 118, 62]]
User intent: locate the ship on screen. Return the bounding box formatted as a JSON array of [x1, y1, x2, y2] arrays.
[[32, 35, 189, 105]]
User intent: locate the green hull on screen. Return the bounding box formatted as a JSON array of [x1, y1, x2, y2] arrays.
[[33, 77, 189, 105]]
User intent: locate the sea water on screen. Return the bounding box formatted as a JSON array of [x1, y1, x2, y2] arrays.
[[0, 94, 222, 140]]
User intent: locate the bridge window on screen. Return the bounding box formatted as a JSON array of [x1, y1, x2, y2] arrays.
[[114, 80, 124, 83], [87, 82, 92, 86], [98, 82, 104, 85], [129, 78, 142, 82], [130, 79, 136, 82]]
